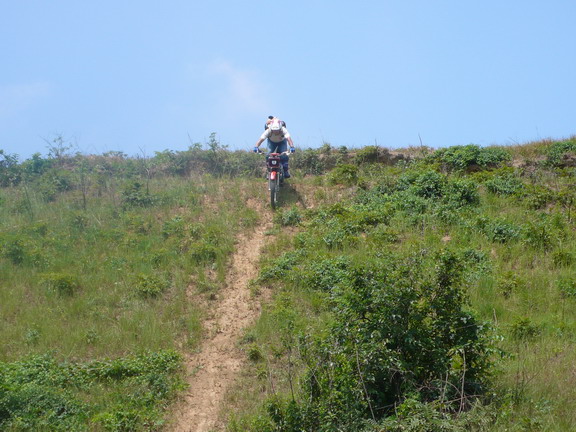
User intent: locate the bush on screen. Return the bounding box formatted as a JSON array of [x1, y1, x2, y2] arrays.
[[257, 252, 495, 430], [134, 274, 169, 298], [446, 179, 480, 206], [552, 250, 574, 268], [483, 218, 521, 243], [557, 277, 576, 298], [485, 174, 524, 195], [1, 235, 27, 265], [41, 272, 80, 296], [545, 139, 576, 167], [327, 164, 359, 186], [354, 145, 379, 165], [0, 351, 182, 431], [431, 144, 511, 171], [121, 181, 154, 208], [410, 170, 446, 198], [509, 317, 541, 341], [277, 207, 302, 226]]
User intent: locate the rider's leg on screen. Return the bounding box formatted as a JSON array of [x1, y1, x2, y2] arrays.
[[273, 140, 290, 178]]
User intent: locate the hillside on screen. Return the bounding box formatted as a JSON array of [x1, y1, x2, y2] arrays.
[[1, 136, 575, 431]]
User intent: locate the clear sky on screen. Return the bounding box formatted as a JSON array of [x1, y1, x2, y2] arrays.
[[1, 1, 575, 160]]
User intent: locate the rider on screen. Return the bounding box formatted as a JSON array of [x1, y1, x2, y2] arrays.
[[254, 117, 295, 178]]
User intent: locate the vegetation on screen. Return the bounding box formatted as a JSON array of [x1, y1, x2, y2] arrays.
[[1, 136, 576, 430], [227, 139, 576, 431]]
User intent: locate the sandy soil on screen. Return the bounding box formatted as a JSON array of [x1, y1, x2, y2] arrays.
[[170, 220, 270, 432]]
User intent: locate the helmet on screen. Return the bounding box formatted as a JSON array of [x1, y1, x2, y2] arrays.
[[270, 120, 282, 131]]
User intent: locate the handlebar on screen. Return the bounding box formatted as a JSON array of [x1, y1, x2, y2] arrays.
[[255, 149, 292, 155]]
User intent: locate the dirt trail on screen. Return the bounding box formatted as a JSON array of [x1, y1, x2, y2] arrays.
[[170, 219, 271, 432]]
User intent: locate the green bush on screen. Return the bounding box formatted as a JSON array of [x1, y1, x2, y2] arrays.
[[522, 219, 556, 250], [121, 181, 154, 208], [134, 274, 169, 298], [327, 164, 359, 186], [1, 235, 27, 265], [545, 139, 576, 167], [509, 317, 541, 341], [41, 272, 80, 296], [354, 145, 379, 165], [557, 277, 576, 298], [483, 218, 521, 243], [410, 170, 446, 198], [0, 351, 182, 431], [485, 174, 524, 196], [256, 252, 495, 431], [277, 206, 302, 226], [430, 144, 511, 171]]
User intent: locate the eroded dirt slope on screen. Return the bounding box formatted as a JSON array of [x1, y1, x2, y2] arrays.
[[170, 217, 271, 432]]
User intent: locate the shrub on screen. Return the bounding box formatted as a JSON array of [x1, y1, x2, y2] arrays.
[[446, 178, 480, 206], [121, 181, 154, 208], [292, 149, 324, 175], [484, 219, 521, 243], [497, 272, 524, 298], [431, 144, 511, 171], [277, 206, 302, 226], [523, 185, 554, 210], [257, 252, 495, 430], [509, 317, 541, 341], [41, 272, 80, 296], [522, 219, 556, 250], [1, 236, 27, 265], [411, 170, 446, 198], [0, 351, 182, 431], [354, 145, 379, 165], [189, 240, 219, 264], [545, 139, 576, 167], [134, 274, 169, 298], [557, 277, 576, 298], [327, 164, 359, 186], [485, 174, 524, 195]]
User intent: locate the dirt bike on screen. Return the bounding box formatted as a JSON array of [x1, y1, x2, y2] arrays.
[[257, 150, 291, 209]]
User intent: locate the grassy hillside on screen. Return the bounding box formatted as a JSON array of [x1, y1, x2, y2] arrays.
[[0, 141, 262, 430], [226, 139, 576, 431], [1, 136, 575, 430]]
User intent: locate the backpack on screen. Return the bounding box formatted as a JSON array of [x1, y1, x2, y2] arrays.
[[264, 117, 286, 130]]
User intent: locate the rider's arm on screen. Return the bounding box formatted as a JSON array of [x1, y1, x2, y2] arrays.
[[282, 127, 294, 149], [256, 129, 270, 149]]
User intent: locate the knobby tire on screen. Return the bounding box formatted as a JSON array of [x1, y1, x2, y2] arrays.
[[270, 177, 278, 209]]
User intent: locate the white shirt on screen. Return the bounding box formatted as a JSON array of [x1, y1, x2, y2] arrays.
[[260, 127, 291, 143]]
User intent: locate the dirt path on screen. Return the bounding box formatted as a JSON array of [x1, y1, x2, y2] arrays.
[[170, 219, 271, 432]]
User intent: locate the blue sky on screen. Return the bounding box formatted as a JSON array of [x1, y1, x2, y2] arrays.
[[1, 1, 575, 160]]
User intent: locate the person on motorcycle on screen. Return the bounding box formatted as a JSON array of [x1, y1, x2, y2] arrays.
[[254, 117, 295, 178]]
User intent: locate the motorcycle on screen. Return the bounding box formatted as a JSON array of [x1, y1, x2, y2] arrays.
[[257, 150, 291, 209]]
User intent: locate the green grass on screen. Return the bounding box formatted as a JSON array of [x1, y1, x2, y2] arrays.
[[227, 149, 576, 431], [0, 170, 262, 430], [2, 140, 576, 430]]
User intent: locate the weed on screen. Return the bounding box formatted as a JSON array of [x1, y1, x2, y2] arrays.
[[552, 250, 574, 268], [41, 272, 80, 296], [134, 273, 170, 298], [509, 317, 541, 341], [557, 277, 576, 298], [276, 206, 302, 227]]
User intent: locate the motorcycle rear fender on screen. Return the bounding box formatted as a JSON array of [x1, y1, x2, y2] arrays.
[[270, 171, 277, 181]]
